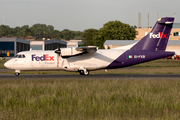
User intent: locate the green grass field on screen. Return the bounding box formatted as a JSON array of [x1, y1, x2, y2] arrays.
[[1, 59, 180, 119], [0, 78, 180, 119], [0, 60, 6, 69]]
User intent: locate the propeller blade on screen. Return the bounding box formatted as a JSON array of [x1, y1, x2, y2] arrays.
[[55, 48, 61, 56]]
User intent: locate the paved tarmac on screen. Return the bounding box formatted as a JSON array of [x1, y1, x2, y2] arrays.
[[0, 74, 180, 80]]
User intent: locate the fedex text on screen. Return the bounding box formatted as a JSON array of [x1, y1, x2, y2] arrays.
[[32, 54, 54, 61], [150, 32, 167, 39]]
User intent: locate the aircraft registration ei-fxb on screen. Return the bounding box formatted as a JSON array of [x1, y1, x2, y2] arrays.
[[4, 17, 175, 76]]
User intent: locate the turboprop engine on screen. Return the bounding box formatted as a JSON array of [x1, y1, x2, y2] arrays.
[[55, 46, 98, 58]]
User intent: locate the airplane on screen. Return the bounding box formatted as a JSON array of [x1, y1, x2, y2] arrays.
[[4, 17, 175, 76]]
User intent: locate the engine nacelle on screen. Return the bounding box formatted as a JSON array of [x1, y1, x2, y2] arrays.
[[60, 47, 83, 56], [55, 46, 98, 58]]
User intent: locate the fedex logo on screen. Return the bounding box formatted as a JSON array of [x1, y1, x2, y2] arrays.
[[150, 32, 167, 38], [32, 54, 54, 61]]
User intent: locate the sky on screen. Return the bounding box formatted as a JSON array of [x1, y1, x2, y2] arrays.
[[0, 0, 179, 31]]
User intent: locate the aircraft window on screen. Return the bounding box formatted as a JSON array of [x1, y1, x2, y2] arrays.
[[18, 55, 22, 58], [22, 54, 26, 58], [14, 54, 26, 58], [14, 54, 19, 58]]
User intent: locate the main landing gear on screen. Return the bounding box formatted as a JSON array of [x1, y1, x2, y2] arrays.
[[78, 69, 89, 75]]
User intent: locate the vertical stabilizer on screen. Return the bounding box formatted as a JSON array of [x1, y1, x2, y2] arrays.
[[131, 17, 174, 51]]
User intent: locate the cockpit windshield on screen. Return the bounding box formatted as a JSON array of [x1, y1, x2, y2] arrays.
[[14, 54, 19, 58], [18, 55, 22, 58], [14, 54, 26, 58], [22, 55, 25, 58]]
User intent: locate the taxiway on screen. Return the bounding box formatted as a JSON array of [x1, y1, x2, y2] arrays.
[[0, 74, 180, 80]]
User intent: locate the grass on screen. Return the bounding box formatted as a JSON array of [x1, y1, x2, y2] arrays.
[[0, 78, 180, 119], [1, 59, 180, 119], [0, 60, 6, 69], [133, 58, 180, 67]]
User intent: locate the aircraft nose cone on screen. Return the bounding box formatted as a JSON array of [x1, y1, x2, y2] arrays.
[[4, 61, 11, 69]]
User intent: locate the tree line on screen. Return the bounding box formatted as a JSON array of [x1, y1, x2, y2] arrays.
[[0, 24, 83, 40], [82, 20, 137, 48], [0, 20, 137, 48]]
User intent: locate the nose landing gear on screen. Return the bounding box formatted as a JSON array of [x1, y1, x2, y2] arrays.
[[15, 70, 20, 76], [15, 72, 20, 76]]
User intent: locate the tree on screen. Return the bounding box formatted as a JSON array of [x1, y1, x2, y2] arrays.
[[60, 29, 75, 40], [74, 31, 83, 40], [21, 25, 29, 30], [82, 29, 99, 46], [0, 23, 84, 40], [17, 28, 33, 37], [0, 25, 11, 37], [11, 27, 21, 36], [94, 20, 136, 48], [47, 25, 54, 32], [51, 30, 60, 39]]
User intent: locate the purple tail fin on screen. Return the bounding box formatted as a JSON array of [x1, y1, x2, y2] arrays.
[[131, 17, 174, 51]]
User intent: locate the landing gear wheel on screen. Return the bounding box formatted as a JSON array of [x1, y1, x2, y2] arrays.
[[79, 70, 84, 75], [15, 70, 20, 76], [84, 70, 89, 75], [79, 69, 89, 75], [15, 72, 20, 76]]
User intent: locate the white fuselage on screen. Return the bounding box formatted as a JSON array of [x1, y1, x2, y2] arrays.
[[4, 49, 126, 72]]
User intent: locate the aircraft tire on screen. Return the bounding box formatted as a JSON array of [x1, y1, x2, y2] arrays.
[[79, 70, 84, 75], [15, 72, 20, 76], [79, 70, 89, 75], [84, 70, 89, 76]]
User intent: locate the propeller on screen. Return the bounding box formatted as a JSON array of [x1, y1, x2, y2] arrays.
[[55, 48, 61, 56]]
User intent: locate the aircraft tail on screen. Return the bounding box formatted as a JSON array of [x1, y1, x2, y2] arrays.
[[131, 17, 174, 51]]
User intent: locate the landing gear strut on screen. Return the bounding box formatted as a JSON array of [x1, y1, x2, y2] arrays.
[[79, 69, 89, 75]]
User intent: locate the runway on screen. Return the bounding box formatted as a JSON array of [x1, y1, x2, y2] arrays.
[[0, 74, 180, 80]]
